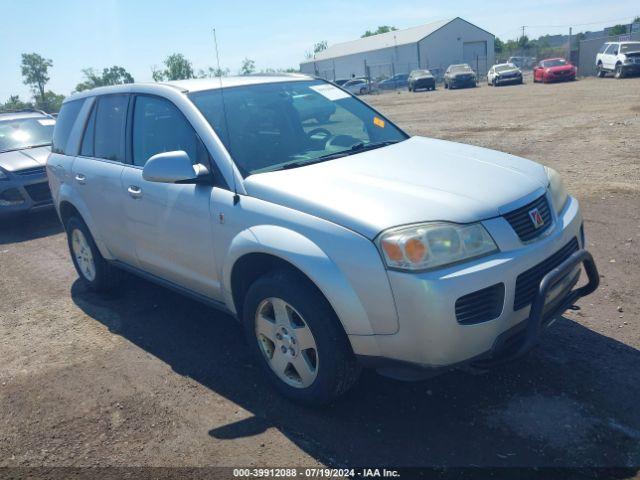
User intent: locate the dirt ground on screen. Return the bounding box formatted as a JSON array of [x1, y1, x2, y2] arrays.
[[1, 77, 639, 473]]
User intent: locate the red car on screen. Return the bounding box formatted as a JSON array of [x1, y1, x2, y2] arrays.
[[533, 58, 577, 83]]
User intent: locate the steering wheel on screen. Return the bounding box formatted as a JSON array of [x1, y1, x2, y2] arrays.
[[327, 134, 361, 149], [306, 128, 332, 143]]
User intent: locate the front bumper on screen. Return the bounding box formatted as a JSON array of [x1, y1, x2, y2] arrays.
[[355, 194, 598, 372], [621, 63, 640, 75], [545, 71, 575, 82], [0, 171, 53, 218], [450, 77, 476, 87], [413, 79, 435, 89], [495, 75, 523, 85]]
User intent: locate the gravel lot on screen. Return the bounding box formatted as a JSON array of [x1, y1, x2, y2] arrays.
[[1, 77, 639, 472]]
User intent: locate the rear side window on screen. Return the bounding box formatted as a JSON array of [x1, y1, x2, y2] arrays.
[[51, 99, 84, 155], [93, 95, 129, 162], [132, 95, 207, 167]]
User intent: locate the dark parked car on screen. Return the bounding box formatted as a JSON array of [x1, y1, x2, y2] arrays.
[[377, 73, 409, 90], [0, 109, 56, 218], [408, 70, 436, 91], [443, 64, 477, 89]]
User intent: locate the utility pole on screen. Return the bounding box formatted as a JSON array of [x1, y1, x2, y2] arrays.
[[568, 27, 572, 62]]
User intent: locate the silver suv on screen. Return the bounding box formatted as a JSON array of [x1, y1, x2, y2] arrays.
[[48, 75, 599, 405], [0, 110, 56, 217]]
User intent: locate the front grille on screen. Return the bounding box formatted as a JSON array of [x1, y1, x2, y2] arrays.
[[503, 195, 552, 242], [24, 182, 52, 204], [514, 237, 579, 310], [455, 283, 505, 325], [15, 166, 46, 176]]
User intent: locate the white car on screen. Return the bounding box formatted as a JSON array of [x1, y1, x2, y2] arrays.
[[487, 63, 524, 86], [342, 78, 371, 95], [48, 75, 599, 406], [596, 41, 640, 78]]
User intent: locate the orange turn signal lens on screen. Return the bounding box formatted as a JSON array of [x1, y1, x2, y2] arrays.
[[381, 239, 403, 262], [405, 238, 427, 263]]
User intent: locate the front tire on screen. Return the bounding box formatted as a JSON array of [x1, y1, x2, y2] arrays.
[[65, 216, 119, 292], [614, 63, 624, 79], [243, 270, 361, 406], [597, 63, 606, 78]]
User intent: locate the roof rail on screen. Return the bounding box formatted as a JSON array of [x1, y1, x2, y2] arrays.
[[0, 107, 52, 116]]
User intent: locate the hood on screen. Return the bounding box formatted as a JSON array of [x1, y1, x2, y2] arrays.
[[0, 146, 51, 172], [244, 137, 548, 239], [547, 64, 574, 72], [497, 68, 520, 75]]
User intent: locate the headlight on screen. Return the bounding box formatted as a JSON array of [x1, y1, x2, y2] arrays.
[[545, 167, 568, 215], [376, 222, 498, 271]]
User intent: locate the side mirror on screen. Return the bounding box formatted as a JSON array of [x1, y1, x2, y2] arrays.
[[142, 150, 210, 184]]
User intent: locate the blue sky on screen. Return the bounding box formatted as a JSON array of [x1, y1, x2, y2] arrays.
[[1, 0, 638, 100]]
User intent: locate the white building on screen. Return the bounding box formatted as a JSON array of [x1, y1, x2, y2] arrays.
[[300, 17, 495, 81]]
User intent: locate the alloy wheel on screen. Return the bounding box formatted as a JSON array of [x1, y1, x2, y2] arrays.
[[255, 297, 319, 388], [71, 228, 96, 281]]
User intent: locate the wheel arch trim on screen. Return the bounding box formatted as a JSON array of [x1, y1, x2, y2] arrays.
[[56, 186, 114, 260], [222, 225, 376, 336]]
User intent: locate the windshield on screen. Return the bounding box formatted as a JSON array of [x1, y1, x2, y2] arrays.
[[0, 117, 55, 153], [190, 80, 408, 176], [451, 65, 472, 73], [621, 43, 640, 53], [541, 59, 567, 67], [414, 70, 431, 76], [495, 65, 515, 72]]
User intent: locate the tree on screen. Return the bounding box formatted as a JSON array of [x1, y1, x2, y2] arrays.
[[609, 24, 627, 35], [0, 95, 33, 113], [197, 66, 230, 78], [152, 53, 195, 81], [75, 66, 134, 92], [634, 16, 640, 23], [20, 53, 52, 105], [517, 35, 530, 49], [239, 58, 255, 76], [305, 40, 328, 59], [494, 37, 504, 54], [35, 91, 65, 113], [361, 26, 397, 38]]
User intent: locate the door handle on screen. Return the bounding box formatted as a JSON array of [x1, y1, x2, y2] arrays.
[[75, 173, 86, 185], [127, 185, 143, 199]]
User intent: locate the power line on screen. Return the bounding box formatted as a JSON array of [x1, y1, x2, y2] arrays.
[[523, 15, 638, 29]]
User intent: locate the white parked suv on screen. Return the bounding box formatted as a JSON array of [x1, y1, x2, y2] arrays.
[[48, 75, 599, 405], [596, 41, 640, 78]]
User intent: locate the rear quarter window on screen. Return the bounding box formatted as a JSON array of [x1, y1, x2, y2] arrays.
[[51, 99, 85, 155]]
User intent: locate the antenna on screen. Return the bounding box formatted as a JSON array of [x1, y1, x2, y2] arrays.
[[213, 28, 240, 205]]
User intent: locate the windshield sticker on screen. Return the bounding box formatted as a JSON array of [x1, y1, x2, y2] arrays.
[[310, 84, 350, 101], [37, 119, 55, 126], [373, 117, 385, 128]]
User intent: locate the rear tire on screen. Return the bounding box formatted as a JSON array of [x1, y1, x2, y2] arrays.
[[65, 216, 119, 292], [242, 269, 361, 406], [614, 63, 624, 79], [597, 63, 606, 78]]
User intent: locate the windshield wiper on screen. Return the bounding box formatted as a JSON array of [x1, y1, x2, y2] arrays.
[[280, 140, 401, 171], [0, 143, 51, 154], [276, 140, 402, 172]]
